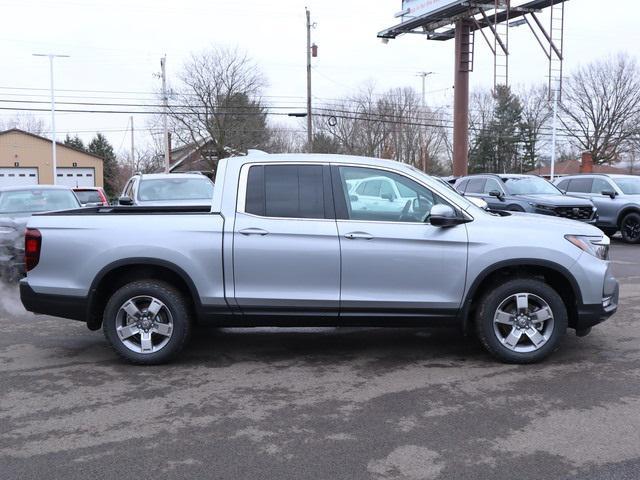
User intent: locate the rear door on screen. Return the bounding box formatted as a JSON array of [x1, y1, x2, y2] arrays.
[[333, 165, 468, 317], [233, 163, 340, 316]]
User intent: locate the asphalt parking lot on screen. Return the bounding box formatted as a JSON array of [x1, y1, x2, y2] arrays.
[[1, 241, 639, 480]]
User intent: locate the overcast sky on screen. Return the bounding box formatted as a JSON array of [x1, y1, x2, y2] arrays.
[[1, 0, 638, 155]]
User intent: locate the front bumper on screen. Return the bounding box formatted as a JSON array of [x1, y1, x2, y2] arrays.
[[575, 278, 619, 331]]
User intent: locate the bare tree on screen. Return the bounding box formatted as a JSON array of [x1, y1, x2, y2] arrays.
[[167, 46, 269, 166], [0, 114, 46, 135], [314, 85, 449, 173], [560, 54, 640, 165], [519, 84, 552, 171], [263, 123, 304, 153]]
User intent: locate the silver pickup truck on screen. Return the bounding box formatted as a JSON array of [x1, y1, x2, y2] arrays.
[[20, 154, 619, 365]]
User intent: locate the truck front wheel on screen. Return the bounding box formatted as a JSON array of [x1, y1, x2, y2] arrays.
[[475, 278, 568, 364], [102, 280, 192, 365]]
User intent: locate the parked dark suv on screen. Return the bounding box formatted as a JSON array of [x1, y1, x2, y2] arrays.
[[555, 174, 640, 244], [455, 174, 597, 222]]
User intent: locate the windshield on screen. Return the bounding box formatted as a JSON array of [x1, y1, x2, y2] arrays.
[[504, 177, 560, 195], [0, 189, 80, 215], [137, 177, 214, 202], [614, 177, 640, 195]]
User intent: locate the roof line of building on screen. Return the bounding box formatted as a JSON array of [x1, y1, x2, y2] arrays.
[[0, 128, 105, 161]]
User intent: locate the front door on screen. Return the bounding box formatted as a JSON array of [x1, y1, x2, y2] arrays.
[[333, 166, 468, 317], [233, 163, 340, 316]]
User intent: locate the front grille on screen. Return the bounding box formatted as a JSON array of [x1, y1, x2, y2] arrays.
[[554, 206, 594, 221]]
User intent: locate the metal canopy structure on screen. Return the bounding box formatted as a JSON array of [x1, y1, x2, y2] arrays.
[[378, 0, 567, 177]]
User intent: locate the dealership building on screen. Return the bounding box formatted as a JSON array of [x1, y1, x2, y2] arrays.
[[0, 129, 104, 188]]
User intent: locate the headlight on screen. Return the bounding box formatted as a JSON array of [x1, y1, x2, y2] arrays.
[[565, 235, 610, 260]]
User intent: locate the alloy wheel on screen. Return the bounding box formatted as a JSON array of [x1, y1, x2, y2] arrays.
[[622, 216, 640, 242], [493, 292, 555, 353], [115, 295, 174, 354]]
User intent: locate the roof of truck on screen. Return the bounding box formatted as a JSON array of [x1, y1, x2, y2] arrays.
[[239, 153, 422, 171]]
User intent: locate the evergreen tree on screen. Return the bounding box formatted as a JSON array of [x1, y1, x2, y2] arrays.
[[491, 86, 523, 173], [64, 134, 86, 151], [88, 133, 118, 198], [468, 86, 524, 173]]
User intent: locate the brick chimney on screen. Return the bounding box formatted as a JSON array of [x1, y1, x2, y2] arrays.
[[580, 152, 594, 174]]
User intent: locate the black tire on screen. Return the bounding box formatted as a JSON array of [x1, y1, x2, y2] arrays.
[[620, 212, 640, 244], [601, 227, 618, 238], [507, 205, 525, 212], [475, 278, 568, 364], [103, 280, 192, 365]]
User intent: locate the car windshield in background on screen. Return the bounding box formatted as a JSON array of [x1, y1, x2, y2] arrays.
[[138, 178, 214, 202], [504, 177, 560, 195], [0, 189, 79, 215], [614, 178, 640, 195], [75, 190, 103, 204]]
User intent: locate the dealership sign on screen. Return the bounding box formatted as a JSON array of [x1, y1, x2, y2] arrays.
[[401, 0, 464, 18]]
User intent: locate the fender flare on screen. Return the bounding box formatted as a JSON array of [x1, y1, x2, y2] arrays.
[[458, 258, 583, 334], [86, 257, 203, 329]]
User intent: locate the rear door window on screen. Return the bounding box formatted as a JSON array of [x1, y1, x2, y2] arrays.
[[245, 165, 329, 219]]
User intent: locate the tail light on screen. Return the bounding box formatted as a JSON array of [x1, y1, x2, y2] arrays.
[[98, 189, 108, 206], [25, 228, 42, 272]]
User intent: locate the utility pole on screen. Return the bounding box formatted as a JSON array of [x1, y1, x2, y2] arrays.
[[550, 89, 558, 181], [306, 7, 313, 152], [160, 55, 170, 173], [453, 20, 471, 178], [416, 71, 434, 107], [130, 116, 135, 174], [33, 53, 69, 185]]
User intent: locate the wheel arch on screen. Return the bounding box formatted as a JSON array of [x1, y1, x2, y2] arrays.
[[459, 259, 583, 335], [616, 206, 640, 228], [86, 258, 202, 331]]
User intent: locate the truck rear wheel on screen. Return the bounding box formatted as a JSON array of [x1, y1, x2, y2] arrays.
[[475, 278, 567, 364], [102, 280, 192, 365]]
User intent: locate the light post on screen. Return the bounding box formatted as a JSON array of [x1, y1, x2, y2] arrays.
[[33, 53, 69, 185]]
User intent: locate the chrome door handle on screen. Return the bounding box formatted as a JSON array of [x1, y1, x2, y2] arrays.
[[344, 232, 373, 240], [239, 228, 269, 236]]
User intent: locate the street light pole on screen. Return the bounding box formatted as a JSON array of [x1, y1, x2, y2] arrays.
[[33, 53, 69, 185]]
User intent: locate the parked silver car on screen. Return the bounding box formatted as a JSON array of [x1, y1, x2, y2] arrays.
[[119, 173, 214, 207], [555, 174, 640, 243], [21, 154, 618, 365], [0, 185, 80, 281]]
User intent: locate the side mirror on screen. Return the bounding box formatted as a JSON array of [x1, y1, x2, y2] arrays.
[[118, 195, 134, 206], [349, 194, 359, 203], [381, 192, 395, 201], [430, 204, 467, 228], [601, 190, 617, 200], [489, 190, 504, 200]]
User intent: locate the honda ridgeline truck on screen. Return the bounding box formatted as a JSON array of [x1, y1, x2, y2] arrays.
[[20, 154, 619, 365]]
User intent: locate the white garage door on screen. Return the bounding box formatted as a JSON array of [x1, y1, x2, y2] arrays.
[[56, 168, 96, 188], [0, 168, 39, 187]]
